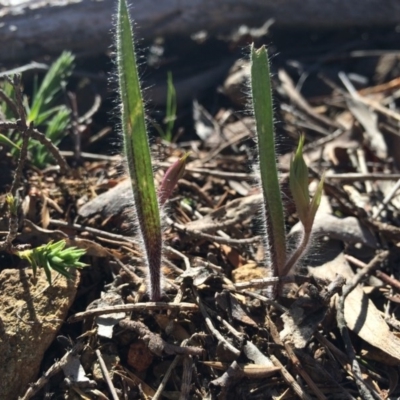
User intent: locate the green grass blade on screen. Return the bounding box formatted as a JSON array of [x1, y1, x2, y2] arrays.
[[116, 0, 162, 300], [0, 134, 20, 151], [164, 71, 177, 142], [250, 44, 286, 276], [28, 51, 74, 124]]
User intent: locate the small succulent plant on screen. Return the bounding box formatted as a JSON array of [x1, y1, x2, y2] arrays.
[[18, 240, 87, 284]]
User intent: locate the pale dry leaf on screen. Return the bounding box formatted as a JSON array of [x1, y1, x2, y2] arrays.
[[310, 250, 400, 365]]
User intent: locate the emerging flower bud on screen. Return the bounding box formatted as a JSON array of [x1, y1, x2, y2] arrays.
[[290, 135, 310, 225], [158, 153, 189, 206], [290, 135, 324, 230]]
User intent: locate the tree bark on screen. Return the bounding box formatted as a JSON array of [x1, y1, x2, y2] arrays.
[[0, 0, 399, 64]]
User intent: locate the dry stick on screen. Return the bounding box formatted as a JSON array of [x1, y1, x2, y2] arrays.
[[209, 360, 244, 391], [179, 179, 214, 208], [241, 289, 288, 313], [119, 320, 203, 357], [180, 355, 193, 400], [156, 162, 255, 181], [168, 217, 261, 246], [68, 302, 198, 323], [325, 172, 400, 181], [95, 349, 119, 400], [193, 287, 241, 357], [345, 254, 400, 291], [153, 354, 182, 400], [29, 127, 69, 174], [283, 342, 328, 400], [376, 270, 400, 291], [0, 76, 31, 251], [267, 314, 327, 400], [20, 341, 85, 400], [0, 121, 19, 131], [49, 219, 137, 244], [373, 178, 400, 218], [0, 121, 69, 177], [336, 251, 389, 400], [154, 338, 195, 400], [233, 274, 322, 290], [270, 355, 313, 400], [0, 88, 19, 117]]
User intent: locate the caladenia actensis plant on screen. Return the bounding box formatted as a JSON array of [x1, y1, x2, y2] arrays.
[[115, 0, 323, 301], [115, 0, 188, 301], [250, 45, 324, 284]]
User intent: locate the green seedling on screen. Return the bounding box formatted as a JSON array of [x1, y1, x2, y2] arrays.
[[17, 240, 87, 285], [284, 136, 325, 275], [250, 45, 324, 280], [116, 0, 186, 301], [153, 71, 177, 142], [114, 2, 320, 299], [0, 52, 74, 168]]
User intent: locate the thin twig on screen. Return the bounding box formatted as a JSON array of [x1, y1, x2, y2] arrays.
[[153, 339, 195, 400], [270, 355, 313, 400], [20, 341, 85, 400], [68, 302, 199, 323], [49, 219, 137, 244], [344, 250, 389, 294], [29, 127, 69, 174], [373, 178, 400, 218], [169, 217, 261, 246], [193, 287, 241, 357], [0, 76, 31, 251], [180, 353, 194, 400], [95, 349, 119, 400], [283, 342, 328, 400], [0, 88, 19, 118], [241, 289, 288, 313], [119, 320, 203, 357]]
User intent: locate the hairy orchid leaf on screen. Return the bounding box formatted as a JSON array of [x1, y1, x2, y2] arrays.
[[250, 44, 286, 276], [116, 0, 163, 300]]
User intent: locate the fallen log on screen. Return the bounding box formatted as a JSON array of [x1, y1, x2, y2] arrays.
[[0, 0, 399, 64]]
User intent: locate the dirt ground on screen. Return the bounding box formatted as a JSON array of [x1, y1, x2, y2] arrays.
[[1, 22, 400, 400]]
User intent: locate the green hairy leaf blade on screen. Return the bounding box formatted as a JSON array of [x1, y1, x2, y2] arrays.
[[250, 45, 286, 276], [116, 0, 162, 300]]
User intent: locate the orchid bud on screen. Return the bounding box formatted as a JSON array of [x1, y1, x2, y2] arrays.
[[158, 153, 189, 206], [289, 135, 310, 225], [290, 135, 324, 230]]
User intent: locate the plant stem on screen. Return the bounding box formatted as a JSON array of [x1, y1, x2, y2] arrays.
[[282, 225, 312, 276]]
